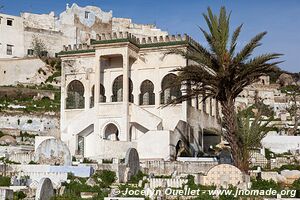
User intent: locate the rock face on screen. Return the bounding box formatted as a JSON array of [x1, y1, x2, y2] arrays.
[[35, 178, 54, 200], [277, 73, 295, 86], [35, 138, 72, 166]]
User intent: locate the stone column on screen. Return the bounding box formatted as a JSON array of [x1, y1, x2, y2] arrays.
[[84, 81, 90, 111], [181, 81, 188, 121], [122, 51, 130, 141], [94, 52, 101, 137], [95, 56, 101, 104]]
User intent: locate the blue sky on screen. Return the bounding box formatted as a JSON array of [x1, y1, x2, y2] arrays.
[[0, 0, 299, 72]]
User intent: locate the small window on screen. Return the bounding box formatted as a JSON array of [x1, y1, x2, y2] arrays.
[[85, 11, 90, 19], [4, 71, 6, 74], [7, 19, 13, 26], [27, 49, 34, 56], [7, 45, 13, 55], [40, 51, 48, 57]]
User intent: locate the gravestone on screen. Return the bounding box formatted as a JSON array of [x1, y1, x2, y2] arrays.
[[35, 138, 72, 166], [35, 178, 54, 200], [125, 148, 140, 176]]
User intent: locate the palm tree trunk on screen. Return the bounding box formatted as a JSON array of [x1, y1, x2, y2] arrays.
[[221, 99, 249, 173]]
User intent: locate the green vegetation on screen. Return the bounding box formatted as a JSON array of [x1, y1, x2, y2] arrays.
[[237, 101, 275, 171], [292, 178, 300, 197], [102, 159, 113, 164], [82, 158, 95, 163], [46, 71, 61, 83], [0, 131, 6, 138], [28, 160, 38, 164], [251, 179, 281, 192], [265, 148, 293, 160], [0, 157, 20, 164], [128, 170, 147, 184], [13, 191, 26, 200], [278, 164, 300, 171], [54, 171, 115, 199], [0, 94, 60, 113], [38, 68, 47, 76], [0, 176, 11, 186], [92, 170, 116, 188]]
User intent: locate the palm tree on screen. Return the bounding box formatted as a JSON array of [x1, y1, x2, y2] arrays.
[[167, 7, 282, 172], [237, 100, 275, 171]]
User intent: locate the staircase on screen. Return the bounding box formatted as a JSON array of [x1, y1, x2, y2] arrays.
[[129, 103, 162, 131], [62, 108, 96, 137]]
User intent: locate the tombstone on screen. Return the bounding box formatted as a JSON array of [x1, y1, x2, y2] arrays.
[[125, 148, 140, 177], [86, 177, 96, 187], [35, 138, 72, 166], [35, 178, 54, 200]]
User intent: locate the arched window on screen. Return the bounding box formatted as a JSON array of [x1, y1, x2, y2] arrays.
[[112, 75, 133, 103], [100, 84, 106, 102], [104, 123, 119, 141], [66, 80, 85, 109], [90, 85, 95, 108], [139, 80, 155, 105], [161, 74, 181, 104]]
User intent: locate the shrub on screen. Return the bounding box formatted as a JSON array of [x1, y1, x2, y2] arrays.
[[292, 178, 300, 197], [29, 160, 37, 164], [13, 191, 26, 199], [279, 164, 300, 171], [27, 119, 33, 124], [92, 170, 116, 187], [0, 176, 11, 186], [251, 179, 280, 192]]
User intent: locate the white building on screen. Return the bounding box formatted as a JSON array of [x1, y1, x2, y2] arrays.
[[0, 3, 167, 58], [59, 32, 221, 161], [0, 13, 25, 58]]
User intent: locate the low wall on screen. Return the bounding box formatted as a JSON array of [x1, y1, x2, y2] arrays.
[[0, 58, 46, 86], [9, 152, 34, 164], [262, 135, 300, 153], [0, 113, 59, 137], [19, 171, 67, 188], [141, 160, 218, 175], [8, 164, 92, 177], [148, 178, 188, 189]]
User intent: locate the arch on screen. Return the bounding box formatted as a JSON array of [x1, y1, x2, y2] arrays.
[[103, 123, 120, 141], [139, 80, 155, 105], [161, 73, 181, 104], [66, 80, 85, 109], [112, 75, 133, 103]]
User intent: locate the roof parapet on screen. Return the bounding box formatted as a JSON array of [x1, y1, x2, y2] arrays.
[[62, 32, 201, 52], [63, 43, 92, 52]]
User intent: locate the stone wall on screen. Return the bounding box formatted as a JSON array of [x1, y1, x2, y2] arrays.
[[262, 134, 300, 153], [148, 178, 188, 189], [0, 113, 59, 137], [9, 152, 34, 164], [0, 58, 48, 86], [141, 160, 218, 175]]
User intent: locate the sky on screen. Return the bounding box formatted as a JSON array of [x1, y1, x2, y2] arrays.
[[0, 0, 299, 72]]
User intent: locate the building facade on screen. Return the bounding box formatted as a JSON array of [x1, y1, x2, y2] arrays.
[[59, 32, 221, 161], [0, 3, 167, 58]]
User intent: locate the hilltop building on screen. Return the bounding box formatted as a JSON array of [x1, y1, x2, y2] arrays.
[[0, 3, 167, 58]]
